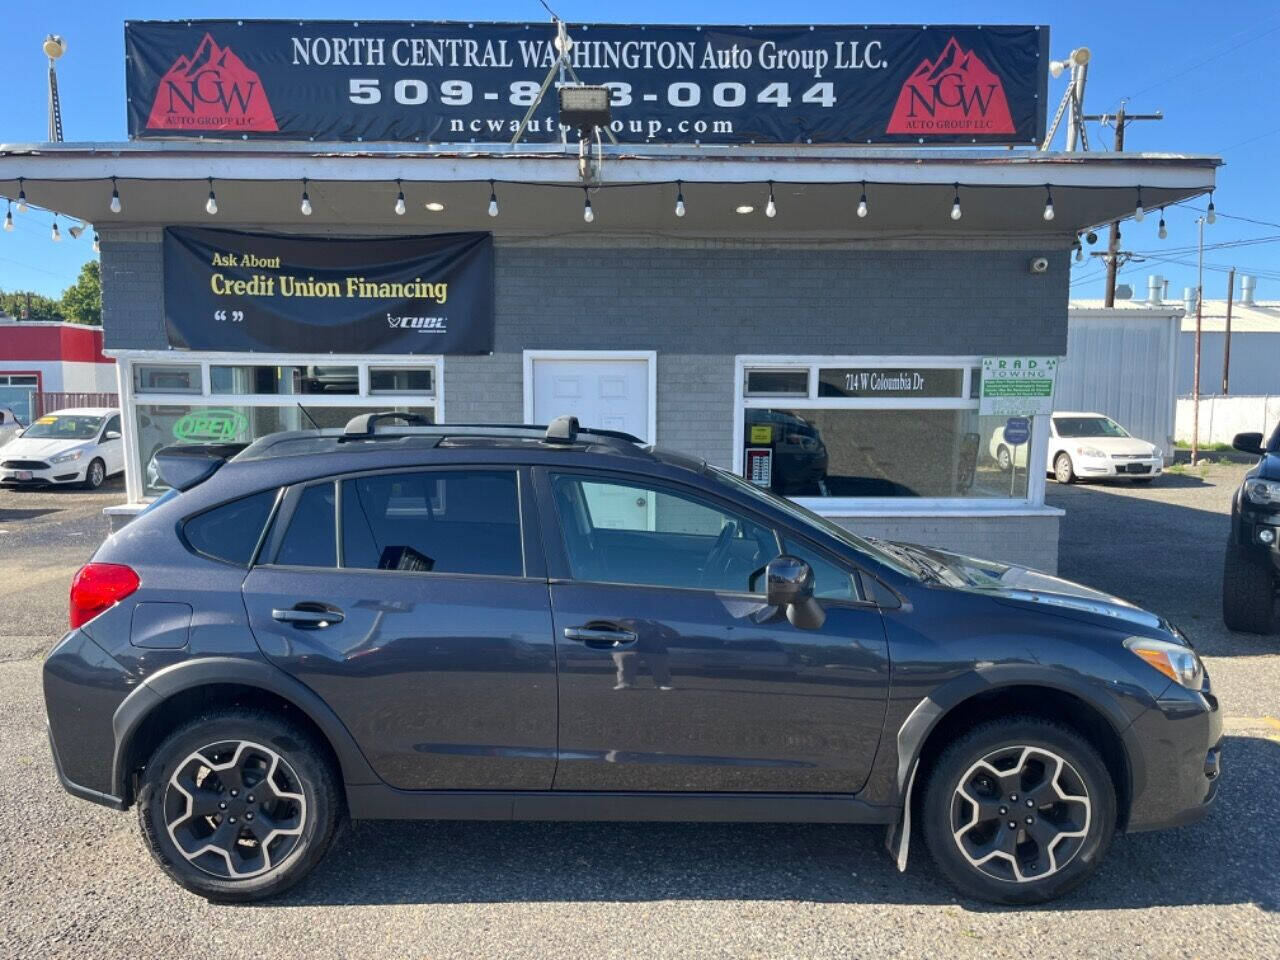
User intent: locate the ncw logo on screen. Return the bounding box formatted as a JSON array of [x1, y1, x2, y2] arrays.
[[887, 37, 1015, 136], [146, 33, 278, 132]]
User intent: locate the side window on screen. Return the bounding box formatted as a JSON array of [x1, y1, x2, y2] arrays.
[[782, 538, 862, 601], [275, 483, 337, 568], [341, 470, 523, 576], [183, 489, 277, 567], [551, 474, 779, 593], [102, 415, 122, 438]]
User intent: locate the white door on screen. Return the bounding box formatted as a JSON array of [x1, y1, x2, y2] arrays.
[[529, 356, 653, 529]]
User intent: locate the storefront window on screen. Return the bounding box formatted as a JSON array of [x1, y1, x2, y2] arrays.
[[739, 360, 1036, 503], [134, 364, 201, 394], [210, 365, 358, 395], [369, 367, 434, 394]]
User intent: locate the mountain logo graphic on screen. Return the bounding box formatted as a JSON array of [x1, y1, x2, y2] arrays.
[[146, 33, 278, 132], [886, 37, 1015, 136]]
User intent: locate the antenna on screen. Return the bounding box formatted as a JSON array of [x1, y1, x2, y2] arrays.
[[296, 402, 321, 430]]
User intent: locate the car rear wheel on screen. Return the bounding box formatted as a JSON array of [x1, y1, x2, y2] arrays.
[[921, 717, 1115, 904], [995, 445, 1012, 472], [1054, 453, 1076, 485], [137, 710, 341, 902], [82, 458, 105, 490], [1222, 540, 1277, 634]]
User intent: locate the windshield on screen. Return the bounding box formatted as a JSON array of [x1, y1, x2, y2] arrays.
[[708, 466, 923, 580], [21, 415, 103, 440], [1054, 416, 1129, 439]]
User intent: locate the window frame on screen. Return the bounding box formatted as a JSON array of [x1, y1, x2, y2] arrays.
[[733, 354, 1051, 515], [180, 486, 284, 569]]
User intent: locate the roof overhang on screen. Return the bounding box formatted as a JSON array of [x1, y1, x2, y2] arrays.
[[0, 141, 1219, 239]]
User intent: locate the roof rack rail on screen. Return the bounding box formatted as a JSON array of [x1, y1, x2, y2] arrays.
[[337, 411, 645, 450], [342, 411, 433, 437]]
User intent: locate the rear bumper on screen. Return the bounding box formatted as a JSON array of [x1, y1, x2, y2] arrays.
[[1125, 684, 1223, 832], [47, 723, 125, 810]]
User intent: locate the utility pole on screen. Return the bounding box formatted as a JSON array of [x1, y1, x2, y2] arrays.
[[1191, 217, 1205, 465], [1222, 267, 1235, 395], [1082, 105, 1163, 306], [44, 35, 66, 143]]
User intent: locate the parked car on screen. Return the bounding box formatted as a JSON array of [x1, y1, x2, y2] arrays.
[[743, 409, 828, 494], [0, 407, 124, 489], [0, 406, 24, 447], [44, 414, 1220, 905], [993, 412, 1164, 484], [1222, 424, 1280, 633]]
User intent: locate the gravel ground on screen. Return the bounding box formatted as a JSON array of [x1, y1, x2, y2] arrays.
[[1, 468, 1277, 959]]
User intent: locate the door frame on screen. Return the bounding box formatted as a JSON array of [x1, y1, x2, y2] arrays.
[[522, 350, 658, 443]]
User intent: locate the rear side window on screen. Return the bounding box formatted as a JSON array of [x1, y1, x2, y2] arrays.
[[275, 483, 337, 568], [183, 489, 277, 566], [341, 470, 523, 576]]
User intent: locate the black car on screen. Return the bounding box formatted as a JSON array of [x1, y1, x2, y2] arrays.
[[1222, 424, 1280, 633], [44, 414, 1221, 905]]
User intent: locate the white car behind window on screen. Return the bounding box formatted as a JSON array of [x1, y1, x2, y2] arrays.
[[0, 407, 125, 489], [988, 411, 1163, 484]]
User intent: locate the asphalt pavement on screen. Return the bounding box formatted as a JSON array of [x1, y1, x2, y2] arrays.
[[0, 468, 1277, 959]]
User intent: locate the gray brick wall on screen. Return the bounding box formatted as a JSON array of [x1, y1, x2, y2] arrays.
[[99, 229, 168, 351]]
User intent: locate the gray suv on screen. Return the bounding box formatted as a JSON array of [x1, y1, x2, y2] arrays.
[[44, 415, 1221, 904]]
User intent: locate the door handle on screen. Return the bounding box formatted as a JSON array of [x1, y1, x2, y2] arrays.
[[564, 626, 638, 647], [272, 605, 344, 628]]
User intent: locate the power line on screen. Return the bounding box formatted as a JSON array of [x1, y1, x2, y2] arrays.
[[1124, 18, 1280, 101]]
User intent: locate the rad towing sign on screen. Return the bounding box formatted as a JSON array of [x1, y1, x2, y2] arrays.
[[124, 20, 1048, 145], [979, 357, 1058, 417]]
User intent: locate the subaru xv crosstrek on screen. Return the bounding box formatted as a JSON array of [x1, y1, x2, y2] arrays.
[[43, 414, 1222, 904]]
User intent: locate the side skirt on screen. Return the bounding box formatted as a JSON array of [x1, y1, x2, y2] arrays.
[[346, 785, 899, 824]]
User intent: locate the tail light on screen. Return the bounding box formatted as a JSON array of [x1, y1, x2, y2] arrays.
[[69, 563, 140, 629]]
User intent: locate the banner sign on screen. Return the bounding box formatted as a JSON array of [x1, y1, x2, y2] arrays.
[[979, 357, 1058, 416], [125, 20, 1048, 145], [162, 228, 494, 354]]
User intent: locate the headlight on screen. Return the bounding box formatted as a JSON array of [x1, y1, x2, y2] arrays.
[[1077, 446, 1107, 458], [1124, 636, 1205, 690], [1244, 478, 1280, 506], [49, 450, 84, 464], [1153, 447, 1163, 459]]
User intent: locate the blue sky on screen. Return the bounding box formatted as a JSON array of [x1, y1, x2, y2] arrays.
[[3, 0, 1278, 303]]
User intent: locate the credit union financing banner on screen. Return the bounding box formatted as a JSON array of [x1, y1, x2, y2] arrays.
[[163, 228, 494, 354], [126, 21, 1048, 145]]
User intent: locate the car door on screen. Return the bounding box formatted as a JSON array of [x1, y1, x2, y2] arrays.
[[537, 468, 890, 794], [98, 414, 124, 474], [241, 466, 559, 791]]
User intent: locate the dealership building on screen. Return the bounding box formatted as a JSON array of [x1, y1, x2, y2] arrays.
[[0, 20, 1219, 569]]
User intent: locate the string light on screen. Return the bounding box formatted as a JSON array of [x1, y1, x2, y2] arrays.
[[109, 176, 121, 214], [488, 180, 499, 218], [3, 202, 12, 232], [582, 187, 594, 223], [1158, 208, 1167, 240], [765, 181, 776, 218], [300, 178, 312, 216], [205, 178, 218, 216], [394, 179, 406, 216], [857, 181, 868, 219], [1206, 193, 1216, 225], [17, 178, 28, 213], [1134, 186, 1144, 222], [51, 216, 61, 242], [1042, 184, 1055, 221], [92, 231, 100, 253], [950, 183, 962, 221], [675, 180, 685, 218]]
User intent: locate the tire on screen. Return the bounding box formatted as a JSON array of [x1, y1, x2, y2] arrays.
[[1222, 540, 1277, 634], [920, 717, 1116, 905], [1054, 453, 1076, 485], [82, 458, 105, 490], [136, 709, 341, 903], [995, 445, 1012, 473]]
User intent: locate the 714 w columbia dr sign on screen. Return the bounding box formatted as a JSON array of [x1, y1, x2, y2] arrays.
[[125, 20, 1048, 145]]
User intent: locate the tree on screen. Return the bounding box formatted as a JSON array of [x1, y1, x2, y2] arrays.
[[0, 289, 63, 321], [60, 260, 101, 326]]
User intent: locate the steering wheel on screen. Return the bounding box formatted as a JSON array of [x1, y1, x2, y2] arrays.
[[700, 520, 741, 588]]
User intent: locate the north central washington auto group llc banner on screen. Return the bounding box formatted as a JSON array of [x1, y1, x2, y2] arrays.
[[125, 21, 1048, 145]]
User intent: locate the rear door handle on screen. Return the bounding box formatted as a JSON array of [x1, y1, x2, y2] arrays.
[[564, 626, 638, 647], [272, 605, 344, 628]]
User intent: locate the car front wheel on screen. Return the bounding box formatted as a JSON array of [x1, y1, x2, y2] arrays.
[[83, 458, 105, 490], [921, 717, 1115, 904], [1054, 453, 1076, 484], [137, 710, 341, 902], [995, 445, 1012, 472]]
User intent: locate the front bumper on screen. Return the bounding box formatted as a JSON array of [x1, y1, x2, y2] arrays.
[[1125, 680, 1223, 832], [1, 462, 85, 485], [1076, 456, 1163, 479]]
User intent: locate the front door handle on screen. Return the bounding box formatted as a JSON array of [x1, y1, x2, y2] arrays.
[[564, 626, 638, 648], [272, 605, 344, 628]]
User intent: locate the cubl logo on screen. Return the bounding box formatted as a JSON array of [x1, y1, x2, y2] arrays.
[[887, 37, 1015, 136], [146, 33, 278, 132]]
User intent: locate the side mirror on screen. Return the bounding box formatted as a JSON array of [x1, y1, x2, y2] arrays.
[[1232, 432, 1265, 456], [766, 555, 825, 630], [104, 430, 122, 441]]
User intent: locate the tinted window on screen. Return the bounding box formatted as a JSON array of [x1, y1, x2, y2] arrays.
[[341, 470, 522, 576], [782, 538, 861, 601], [552, 475, 779, 593], [183, 489, 277, 566], [275, 483, 337, 567]]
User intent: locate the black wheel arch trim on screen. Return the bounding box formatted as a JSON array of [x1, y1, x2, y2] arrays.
[[110, 655, 381, 804]]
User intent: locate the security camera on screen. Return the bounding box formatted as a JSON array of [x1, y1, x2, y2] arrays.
[[1028, 256, 1050, 275], [1085, 231, 1098, 245]]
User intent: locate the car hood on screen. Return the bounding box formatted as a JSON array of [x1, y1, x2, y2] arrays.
[[1062, 436, 1157, 456], [890, 541, 1166, 631], [1, 436, 92, 460]]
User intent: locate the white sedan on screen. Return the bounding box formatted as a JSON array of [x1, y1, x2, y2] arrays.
[[0, 407, 125, 489], [989, 411, 1163, 484]]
